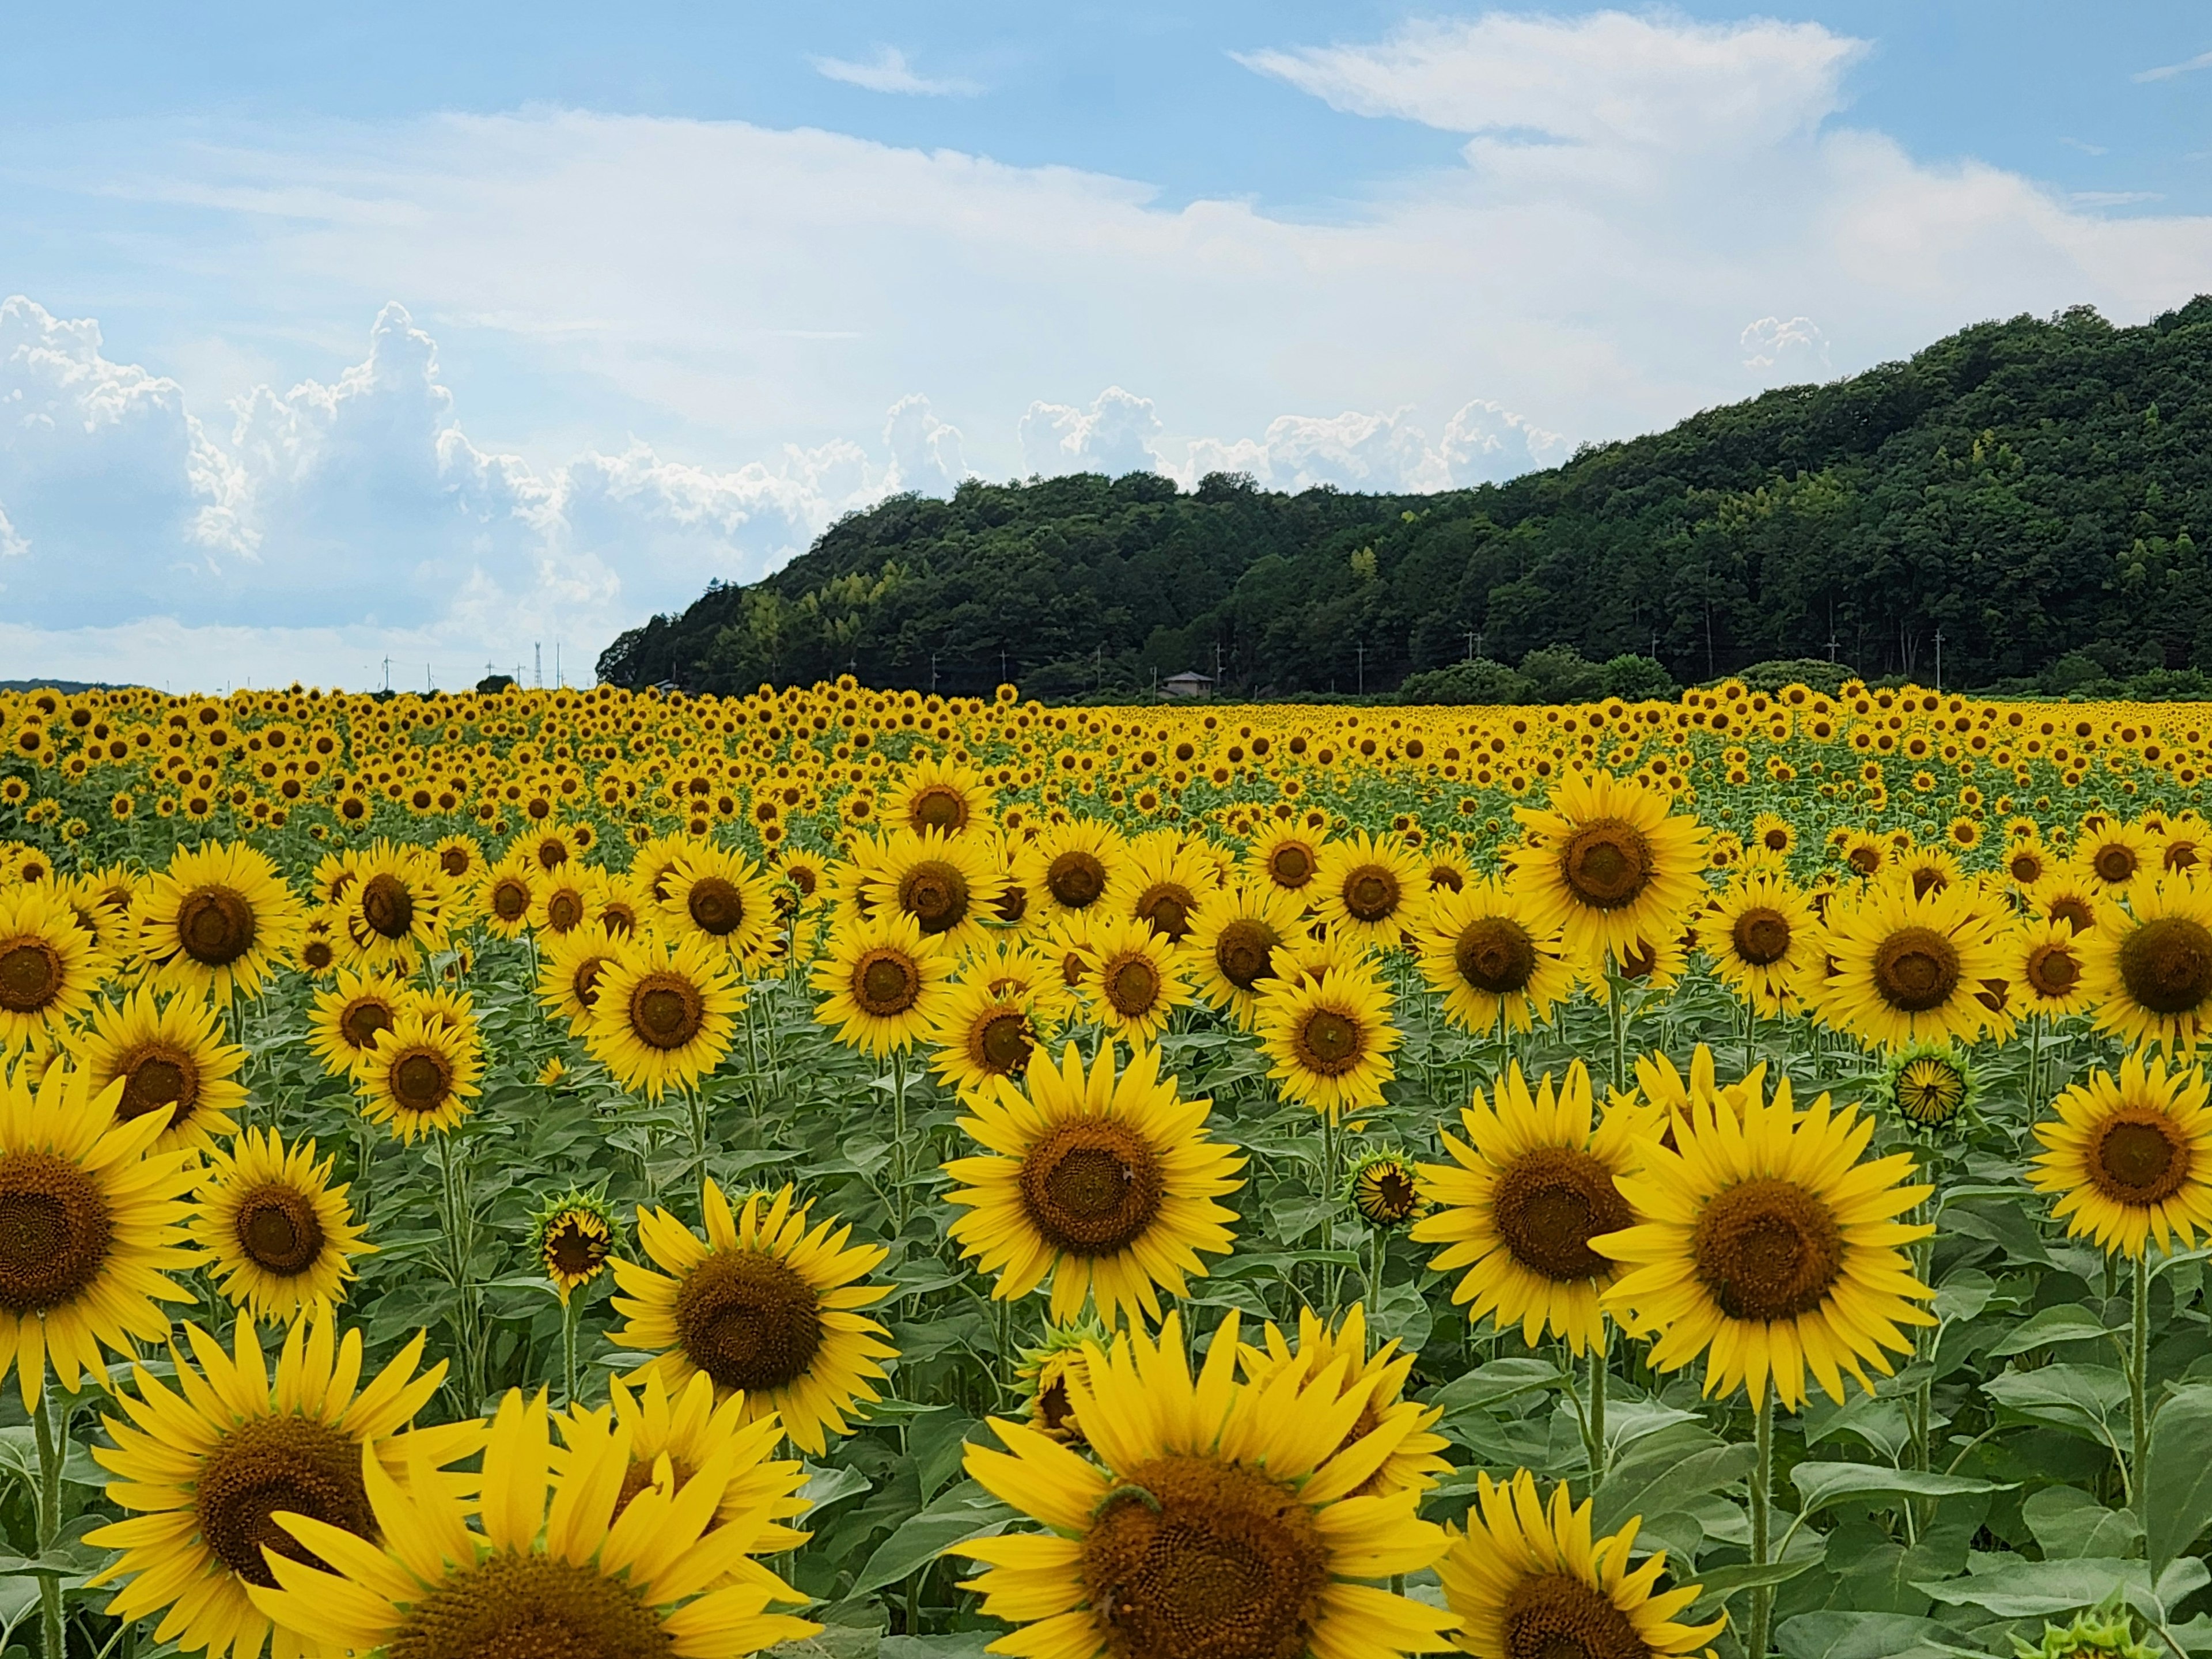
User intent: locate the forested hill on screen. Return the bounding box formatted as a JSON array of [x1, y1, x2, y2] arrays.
[[597, 297, 2212, 702]]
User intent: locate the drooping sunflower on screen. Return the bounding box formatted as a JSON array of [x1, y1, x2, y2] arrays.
[[135, 841, 304, 1003], [1696, 868, 1820, 1017], [70, 987, 248, 1154], [1883, 1044, 1977, 1134], [475, 853, 539, 940], [1814, 874, 2014, 1051], [2031, 1051, 2212, 1259], [0, 882, 105, 1051], [1017, 819, 1130, 923], [248, 1387, 820, 1658], [955, 1310, 1457, 1659], [1014, 1319, 1106, 1444], [860, 827, 1006, 953], [1111, 828, 1223, 946], [1185, 880, 1305, 1028], [192, 1127, 371, 1322], [536, 919, 629, 1029], [1350, 1150, 1425, 1228], [1313, 829, 1427, 948], [357, 1011, 484, 1142], [1440, 1469, 1722, 1659], [1256, 963, 1401, 1120], [1508, 769, 1709, 968], [335, 839, 452, 974], [2082, 878, 2212, 1053], [1412, 1062, 1650, 1355], [1247, 824, 1328, 899], [944, 1040, 1243, 1325], [88, 1316, 480, 1659], [892, 753, 994, 838], [1239, 1303, 1450, 1500], [1596, 1075, 1936, 1409], [1078, 914, 1191, 1044], [927, 978, 1041, 1099], [660, 842, 779, 964], [1413, 877, 1575, 1036], [0, 1061, 200, 1408], [811, 909, 953, 1056], [584, 932, 744, 1099], [611, 1182, 896, 1455], [532, 1187, 621, 1303], [2013, 917, 2096, 1018], [305, 968, 408, 1079]]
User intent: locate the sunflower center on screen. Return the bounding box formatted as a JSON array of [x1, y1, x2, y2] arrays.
[[685, 876, 744, 937], [1455, 917, 1537, 994], [573, 957, 609, 1009], [0, 940, 62, 1013], [1499, 1572, 1651, 1659], [2050, 896, 2097, 935], [2095, 844, 2140, 884], [2090, 1112, 2191, 1205], [544, 1217, 610, 1280], [912, 785, 967, 834], [994, 880, 1030, 925], [234, 1184, 327, 1277], [631, 972, 706, 1050], [195, 1416, 376, 1589], [974, 1009, 1034, 1075], [2118, 918, 2212, 1016], [2009, 851, 2044, 884], [1048, 851, 1107, 909], [440, 846, 472, 877], [387, 1552, 672, 1659], [1559, 820, 1652, 911], [1294, 1009, 1363, 1075], [392, 1050, 454, 1113], [1691, 1177, 1844, 1322], [545, 891, 584, 933], [359, 874, 414, 941], [1847, 844, 1883, 876], [1105, 955, 1162, 1018], [177, 885, 259, 965], [1267, 845, 1314, 889], [1215, 921, 1280, 991], [900, 861, 970, 933], [1354, 1162, 1420, 1225], [1135, 884, 1197, 942], [491, 878, 531, 922], [1492, 1147, 1634, 1282], [1896, 1058, 1968, 1127], [1342, 865, 1399, 923], [1081, 1455, 1329, 1659], [1730, 908, 1792, 967], [2025, 942, 2082, 998], [855, 949, 921, 1017], [116, 1044, 200, 1127], [302, 937, 335, 971], [1019, 1120, 1164, 1255], [340, 999, 394, 1052], [1871, 926, 1961, 1013], [613, 1452, 698, 1517], [673, 1249, 824, 1393], [0, 1151, 112, 1313]]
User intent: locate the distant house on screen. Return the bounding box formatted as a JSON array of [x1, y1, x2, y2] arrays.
[[1160, 671, 1213, 699]]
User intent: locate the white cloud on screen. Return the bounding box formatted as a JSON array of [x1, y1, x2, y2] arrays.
[[2135, 48, 2212, 83], [1740, 315, 1830, 378], [1169, 399, 1567, 493], [882, 394, 968, 495], [811, 46, 980, 97], [1019, 387, 1164, 478]]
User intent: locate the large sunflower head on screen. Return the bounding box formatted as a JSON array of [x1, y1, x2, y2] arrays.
[[535, 918, 630, 1029], [0, 1059, 200, 1407], [1312, 829, 1426, 946], [1509, 770, 1709, 968], [955, 1310, 1457, 1659], [2083, 878, 2212, 1054], [1246, 824, 1328, 897], [1813, 874, 2014, 1052], [1078, 914, 1191, 1044], [893, 754, 994, 838], [2032, 1051, 2212, 1259], [247, 1387, 820, 1658], [336, 839, 453, 973], [943, 1039, 1243, 1327], [1255, 962, 1402, 1121], [1238, 1303, 1450, 1501], [2013, 918, 2095, 1017], [1411, 1061, 1650, 1355], [1415, 877, 1575, 1037], [1695, 869, 1819, 1017], [859, 826, 1007, 952], [1112, 828, 1224, 946], [357, 1010, 484, 1143], [582, 931, 745, 1099], [89, 1317, 480, 1659], [475, 853, 539, 940], [810, 908, 954, 1056], [70, 986, 248, 1155], [135, 840, 304, 1003], [927, 977, 1042, 1099], [1440, 1468, 1723, 1659], [1597, 1074, 1936, 1409], [2075, 820, 2158, 893], [1185, 880, 1306, 1029], [0, 882, 106, 1051], [306, 967, 410, 1080], [610, 1182, 896, 1455], [659, 842, 778, 963], [2029, 872, 2111, 939], [193, 1127, 372, 1322], [1018, 819, 1131, 922], [527, 865, 594, 938]]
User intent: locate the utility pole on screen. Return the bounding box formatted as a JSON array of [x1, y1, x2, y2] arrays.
[[930, 652, 939, 694], [1463, 628, 1476, 662], [535, 644, 542, 688], [555, 641, 562, 688], [1000, 649, 1008, 685], [382, 657, 392, 692], [1214, 641, 1222, 688], [1934, 629, 1944, 693], [1356, 642, 1366, 696], [1826, 634, 1840, 664]]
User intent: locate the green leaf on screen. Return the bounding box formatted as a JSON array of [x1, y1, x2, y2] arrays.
[[1685, 1543, 1827, 1619], [1789, 1461, 2010, 1518], [2145, 1381, 2212, 1578], [2024, 1485, 2143, 1560], [1774, 1612, 1957, 1659], [1986, 1304, 2117, 1358], [1916, 1556, 2142, 1619], [850, 1487, 1014, 1598], [1594, 1432, 1755, 1537], [1424, 1358, 1566, 1421], [1982, 1363, 2129, 1444]]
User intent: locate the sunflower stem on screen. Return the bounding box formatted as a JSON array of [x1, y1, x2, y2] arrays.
[[34, 1383, 64, 1659], [1606, 966, 1628, 1094], [2132, 1249, 2152, 1536], [561, 1291, 581, 1406], [1747, 1387, 1775, 1659], [1586, 1332, 1609, 1488], [891, 1049, 909, 1233]]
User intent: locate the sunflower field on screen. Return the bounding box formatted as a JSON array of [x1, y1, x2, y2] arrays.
[[5, 676, 2212, 1659]]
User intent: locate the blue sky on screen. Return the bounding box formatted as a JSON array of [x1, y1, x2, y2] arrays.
[[2, 3, 2209, 689]]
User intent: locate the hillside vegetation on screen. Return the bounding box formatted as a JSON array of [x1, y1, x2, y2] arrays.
[[598, 297, 2212, 702]]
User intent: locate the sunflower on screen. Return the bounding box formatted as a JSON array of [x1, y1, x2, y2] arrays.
[[532, 1187, 622, 1302], [357, 1012, 483, 1142], [2077, 819, 2158, 893], [536, 919, 629, 1029], [1238, 1304, 1450, 1501], [1895, 844, 1961, 900], [1350, 1150, 1425, 1227], [305, 968, 408, 1079], [1014, 1319, 1106, 1444], [1414, 878, 1575, 1036], [955, 1310, 1456, 1659], [584, 933, 744, 1099], [1185, 881, 1305, 1029], [1078, 914, 1191, 1044], [1247, 824, 1328, 897], [135, 840, 303, 1002], [431, 831, 483, 883], [1440, 1469, 1722, 1659], [812, 909, 953, 1056], [70, 987, 248, 1154], [1839, 829, 1888, 880], [961, 933, 1076, 1022], [1596, 1074, 1935, 1408], [927, 978, 1042, 1099], [1508, 770, 1708, 969], [585, 866, 653, 938], [0, 1060, 200, 1407], [1748, 811, 1797, 862], [1017, 819, 1130, 922], [893, 753, 994, 838], [2030, 872, 2110, 938], [293, 914, 339, 977], [944, 1040, 1243, 1325], [2082, 878, 2212, 1053], [2013, 918, 2095, 1018], [335, 839, 452, 974], [611, 1182, 896, 1455], [528, 865, 593, 937], [660, 842, 779, 963], [88, 1316, 480, 1659], [771, 848, 832, 918], [1412, 1062, 1649, 1355], [1112, 829, 1223, 945], [2031, 1051, 2212, 1259], [1256, 964, 1400, 1120], [193, 1128, 371, 1322], [1884, 1044, 1976, 1133], [1814, 875, 2014, 1051], [860, 827, 1006, 953], [1696, 869, 1819, 1017], [0, 882, 104, 1051], [2003, 835, 2056, 891], [475, 853, 538, 940], [247, 1387, 819, 1658], [1313, 829, 1426, 948]]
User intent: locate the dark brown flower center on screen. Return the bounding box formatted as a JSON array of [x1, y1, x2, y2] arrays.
[[1341, 864, 1399, 923], [1294, 1009, 1363, 1075], [911, 785, 967, 834], [899, 860, 969, 933], [385, 1551, 673, 1659], [1020, 1120, 1164, 1255], [1909, 865, 1948, 899], [1691, 1177, 1844, 1321], [972, 1009, 1034, 1075], [685, 876, 744, 937], [1730, 908, 1791, 967], [0, 1150, 112, 1313], [1267, 844, 1315, 889], [391, 1050, 454, 1112], [2009, 851, 2046, 884], [2091, 1111, 2191, 1205], [2094, 843, 2140, 884], [339, 998, 395, 1052], [1499, 1572, 1652, 1659], [439, 846, 472, 877], [1559, 820, 1652, 910], [116, 1044, 200, 1128], [195, 1416, 376, 1589], [490, 877, 531, 922], [1081, 1455, 1329, 1659], [2024, 941, 2082, 999], [1847, 844, 1883, 876], [179, 885, 259, 965], [1354, 1162, 1419, 1225], [2119, 917, 2212, 1017], [2050, 896, 2097, 935], [544, 889, 584, 933], [1135, 884, 1198, 942], [234, 1184, 327, 1276], [1105, 955, 1162, 1018], [301, 937, 335, 971], [0, 940, 62, 1013], [2169, 842, 2202, 873], [359, 873, 414, 941], [571, 956, 611, 1010], [1455, 917, 1537, 994], [1048, 851, 1107, 909], [543, 1215, 611, 1282], [1872, 926, 1961, 1013], [1428, 864, 1465, 893], [855, 949, 921, 1017], [673, 1249, 824, 1392], [1493, 1146, 1634, 1281], [630, 972, 705, 1050], [1214, 920, 1280, 991]]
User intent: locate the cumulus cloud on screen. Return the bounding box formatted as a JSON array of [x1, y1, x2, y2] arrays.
[[1169, 399, 1567, 493], [1019, 388, 1164, 478], [811, 46, 980, 97], [883, 394, 969, 495], [1740, 315, 1831, 378]]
